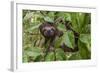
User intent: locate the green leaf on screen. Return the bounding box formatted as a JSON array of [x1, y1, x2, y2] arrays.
[[44, 17, 54, 23], [48, 12, 55, 19], [54, 37, 63, 48], [70, 13, 78, 31], [57, 23, 66, 31], [64, 13, 72, 21], [45, 52, 55, 61], [34, 55, 43, 62], [56, 48, 66, 60], [80, 13, 91, 33], [26, 24, 41, 32], [78, 40, 91, 59], [56, 12, 71, 21], [55, 31, 75, 49], [24, 12, 34, 21], [25, 47, 43, 60], [23, 52, 28, 62], [62, 31, 74, 48], [68, 52, 82, 60], [79, 34, 91, 52], [26, 51, 40, 57]]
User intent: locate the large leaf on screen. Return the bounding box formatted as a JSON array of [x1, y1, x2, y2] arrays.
[[79, 34, 91, 52], [47, 12, 55, 19], [62, 31, 75, 48], [55, 31, 75, 49], [54, 36, 63, 48], [70, 13, 79, 32], [45, 52, 55, 61], [56, 48, 66, 60], [78, 40, 91, 59], [80, 13, 91, 33], [25, 47, 43, 61]]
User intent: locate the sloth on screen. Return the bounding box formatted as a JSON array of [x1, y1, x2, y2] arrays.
[[39, 22, 63, 60], [39, 22, 63, 50], [39, 22, 63, 39], [39, 21, 79, 55]]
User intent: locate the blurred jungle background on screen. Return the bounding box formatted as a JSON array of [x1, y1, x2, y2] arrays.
[[22, 10, 91, 62]]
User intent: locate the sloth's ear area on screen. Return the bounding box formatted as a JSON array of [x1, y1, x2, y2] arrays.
[[39, 23, 45, 30]]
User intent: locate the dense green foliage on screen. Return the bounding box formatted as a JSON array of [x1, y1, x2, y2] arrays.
[[22, 10, 91, 62]]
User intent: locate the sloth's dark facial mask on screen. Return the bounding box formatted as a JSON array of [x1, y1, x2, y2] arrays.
[[43, 26, 56, 37]]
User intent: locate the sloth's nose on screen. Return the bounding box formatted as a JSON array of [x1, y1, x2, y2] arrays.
[[47, 30, 51, 34]]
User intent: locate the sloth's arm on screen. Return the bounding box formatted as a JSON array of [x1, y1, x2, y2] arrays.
[[61, 21, 79, 52]]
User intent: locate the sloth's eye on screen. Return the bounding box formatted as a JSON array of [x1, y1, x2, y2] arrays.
[[42, 29, 46, 32], [51, 28, 55, 31]]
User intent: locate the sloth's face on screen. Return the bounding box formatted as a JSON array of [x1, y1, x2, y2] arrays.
[[42, 26, 56, 37]]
